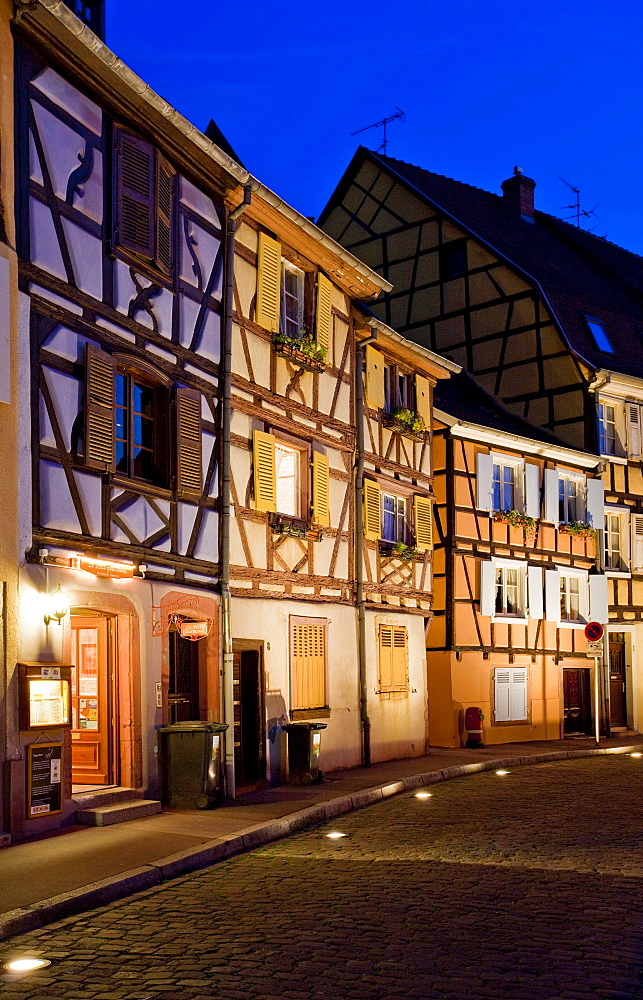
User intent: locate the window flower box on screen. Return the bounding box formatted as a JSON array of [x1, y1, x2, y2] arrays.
[[493, 510, 537, 536], [273, 332, 326, 372], [382, 407, 427, 440], [558, 520, 595, 539], [379, 540, 420, 561], [269, 513, 321, 541]]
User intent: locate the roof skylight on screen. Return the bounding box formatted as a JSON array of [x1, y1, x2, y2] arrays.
[[585, 316, 614, 353]]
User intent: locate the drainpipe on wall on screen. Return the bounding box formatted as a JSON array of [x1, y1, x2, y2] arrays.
[[355, 326, 378, 768], [221, 184, 252, 800]]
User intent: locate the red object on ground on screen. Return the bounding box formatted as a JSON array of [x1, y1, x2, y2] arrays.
[[465, 706, 485, 748]]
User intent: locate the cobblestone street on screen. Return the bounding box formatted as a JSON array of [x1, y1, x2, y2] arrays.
[[3, 756, 643, 1000]]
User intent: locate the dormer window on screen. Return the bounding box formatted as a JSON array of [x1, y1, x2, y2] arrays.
[[585, 316, 613, 353]]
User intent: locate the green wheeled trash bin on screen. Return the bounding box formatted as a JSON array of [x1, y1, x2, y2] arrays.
[[285, 722, 327, 785], [159, 721, 228, 809]]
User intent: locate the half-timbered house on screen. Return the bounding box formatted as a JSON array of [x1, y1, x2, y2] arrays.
[[320, 149, 643, 740], [431, 372, 605, 745]]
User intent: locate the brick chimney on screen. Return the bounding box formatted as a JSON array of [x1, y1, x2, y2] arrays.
[[501, 166, 536, 220]]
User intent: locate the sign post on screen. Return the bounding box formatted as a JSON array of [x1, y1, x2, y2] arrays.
[[585, 622, 604, 746]]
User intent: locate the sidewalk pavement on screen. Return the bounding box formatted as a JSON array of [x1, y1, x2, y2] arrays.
[[2, 735, 642, 941]]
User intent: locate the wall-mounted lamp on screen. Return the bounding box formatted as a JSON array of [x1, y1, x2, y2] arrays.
[[43, 585, 70, 626]]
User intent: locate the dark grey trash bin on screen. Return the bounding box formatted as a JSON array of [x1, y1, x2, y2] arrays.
[[285, 723, 327, 784], [159, 721, 228, 809]]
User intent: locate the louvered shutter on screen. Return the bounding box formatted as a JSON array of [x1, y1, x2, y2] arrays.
[[365, 345, 385, 409], [509, 669, 528, 720], [527, 565, 543, 620], [315, 273, 332, 355], [312, 452, 330, 527], [544, 469, 559, 522], [589, 574, 608, 623], [291, 620, 326, 709], [414, 496, 433, 550], [84, 344, 116, 472], [631, 515, 643, 571], [114, 127, 154, 261], [415, 374, 431, 425], [253, 430, 277, 512], [480, 560, 495, 617], [476, 453, 493, 511], [256, 233, 281, 333], [391, 626, 408, 690], [586, 477, 605, 529], [175, 387, 202, 499], [363, 479, 381, 540], [524, 463, 540, 518], [494, 670, 511, 722], [156, 153, 174, 275], [378, 625, 393, 690], [627, 404, 642, 459], [544, 568, 561, 622]]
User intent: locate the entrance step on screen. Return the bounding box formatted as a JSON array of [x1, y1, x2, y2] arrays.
[[76, 798, 162, 827]]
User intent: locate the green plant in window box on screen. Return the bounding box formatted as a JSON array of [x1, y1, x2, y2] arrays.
[[391, 541, 420, 561], [559, 520, 595, 539], [386, 407, 427, 437], [273, 327, 327, 369], [493, 510, 537, 535]]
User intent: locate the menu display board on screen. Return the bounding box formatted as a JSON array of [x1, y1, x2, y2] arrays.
[[27, 742, 63, 818], [19, 663, 72, 731]]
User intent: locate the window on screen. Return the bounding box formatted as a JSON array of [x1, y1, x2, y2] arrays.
[[362, 479, 433, 551], [544, 567, 604, 626], [252, 431, 330, 527], [605, 509, 629, 572], [83, 345, 202, 498], [275, 441, 301, 518], [440, 240, 467, 281], [586, 316, 614, 353], [560, 573, 582, 622], [290, 616, 328, 713], [477, 453, 540, 517], [112, 126, 174, 277], [281, 262, 304, 339], [544, 469, 603, 528], [382, 494, 407, 543], [495, 564, 522, 617], [378, 624, 408, 694], [383, 365, 416, 414], [493, 461, 516, 511], [494, 668, 528, 722], [480, 558, 538, 621], [598, 401, 617, 455], [558, 474, 582, 523]]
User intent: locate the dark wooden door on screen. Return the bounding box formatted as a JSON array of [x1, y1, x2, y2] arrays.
[[233, 650, 265, 786], [168, 631, 200, 722], [609, 634, 627, 728], [71, 616, 111, 784], [563, 668, 592, 736]]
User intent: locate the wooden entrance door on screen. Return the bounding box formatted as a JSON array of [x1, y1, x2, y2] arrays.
[[609, 633, 627, 728], [563, 668, 592, 736], [233, 650, 265, 786], [71, 616, 112, 784], [168, 630, 201, 722]]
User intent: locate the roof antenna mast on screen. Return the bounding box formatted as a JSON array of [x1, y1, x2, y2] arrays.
[[557, 175, 600, 232], [351, 108, 406, 155]]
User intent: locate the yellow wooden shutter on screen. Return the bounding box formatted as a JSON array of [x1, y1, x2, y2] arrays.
[[391, 626, 408, 689], [379, 625, 393, 690], [292, 620, 326, 709], [256, 232, 281, 333], [252, 430, 276, 512], [363, 479, 381, 540], [365, 345, 385, 409], [414, 496, 433, 550], [312, 452, 330, 527], [415, 374, 431, 425], [315, 272, 332, 354]]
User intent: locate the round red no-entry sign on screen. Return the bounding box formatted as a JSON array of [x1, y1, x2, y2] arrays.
[[584, 621, 604, 641]]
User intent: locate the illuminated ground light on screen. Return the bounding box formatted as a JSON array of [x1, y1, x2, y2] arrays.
[[326, 831, 347, 839], [414, 791, 433, 799], [630, 752, 642, 758], [3, 958, 51, 973], [495, 769, 510, 775]]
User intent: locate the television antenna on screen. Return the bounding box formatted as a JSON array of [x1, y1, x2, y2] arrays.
[[351, 108, 406, 155], [558, 175, 600, 232]]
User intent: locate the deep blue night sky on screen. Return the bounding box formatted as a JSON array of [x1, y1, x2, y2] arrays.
[[106, 0, 643, 256]]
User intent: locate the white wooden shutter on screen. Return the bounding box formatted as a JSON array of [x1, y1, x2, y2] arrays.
[[631, 515, 643, 572], [524, 463, 540, 518], [480, 560, 496, 617], [589, 575, 608, 623], [509, 669, 528, 720], [494, 669, 511, 722], [476, 453, 493, 511], [586, 477, 605, 529], [544, 469, 559, 522], [545, 568, 561, 622], [527, 565, 543, 620], [627, 403, 642, 459]]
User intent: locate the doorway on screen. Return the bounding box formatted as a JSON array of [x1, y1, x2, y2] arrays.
[[609, 632, 628, 729], [70, 614, 115, 785], [233, 649, 265, 787], [563, 667, 592, 736], [168, 629, 201, 722]]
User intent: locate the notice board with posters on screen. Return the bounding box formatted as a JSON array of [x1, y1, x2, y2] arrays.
[[27, 742, 63, 818]]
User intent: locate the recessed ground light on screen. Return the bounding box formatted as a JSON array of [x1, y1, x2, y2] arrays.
[[495, 770, 510, 775], [630, 752, 642, 758], [326, 831, 347, 839], [3, 958, 51, 973], [415, 791, 433, 799]]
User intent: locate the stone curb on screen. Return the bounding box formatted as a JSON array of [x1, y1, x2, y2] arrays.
[[1, 743, 641, 942]]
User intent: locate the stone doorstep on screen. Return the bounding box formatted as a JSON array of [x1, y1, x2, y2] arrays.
[[76, 799, 162, 827], [71, 785, 142, 810]]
